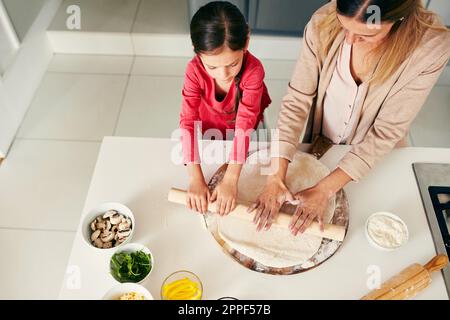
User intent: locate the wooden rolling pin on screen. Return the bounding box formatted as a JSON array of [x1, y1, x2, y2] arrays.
[[361, 254, 449, 300], [168, 187, 346, 242]]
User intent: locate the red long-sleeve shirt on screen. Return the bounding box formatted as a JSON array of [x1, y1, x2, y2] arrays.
[[180, 51, 271, 164]]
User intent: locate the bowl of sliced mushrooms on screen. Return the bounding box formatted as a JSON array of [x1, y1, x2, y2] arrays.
[[82, 202, 135, 250]]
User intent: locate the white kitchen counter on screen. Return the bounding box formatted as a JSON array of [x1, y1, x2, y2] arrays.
[[59, 137, 450, 300]]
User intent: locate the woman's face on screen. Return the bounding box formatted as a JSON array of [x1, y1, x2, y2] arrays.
[[337, 13, 395, 45], [199, 46, 245, 83]]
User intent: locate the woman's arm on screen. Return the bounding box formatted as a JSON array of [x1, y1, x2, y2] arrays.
[[338, 49, 450, 182], [271, 18, 322, 162]]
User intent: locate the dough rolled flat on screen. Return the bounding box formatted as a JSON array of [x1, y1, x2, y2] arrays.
[[218, 151, 335, 268]]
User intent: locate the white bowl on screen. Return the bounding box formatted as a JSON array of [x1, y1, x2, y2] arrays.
[[81, 202, 135, 251], [103, 283, 153, 300], [110, 243, 154, 284], [365, 211, 409, 251]]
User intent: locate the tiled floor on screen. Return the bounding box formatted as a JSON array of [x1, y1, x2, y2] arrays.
[[50, 0, 189, 35], [0, 52, 449, 300]]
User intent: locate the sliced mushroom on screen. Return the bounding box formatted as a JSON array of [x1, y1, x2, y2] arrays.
[[111, 225, 118, 233], [103, 241, 113, 249], [90, 220, 97, 231], [118, 220, 131, 231], [93, 238, 103, 248], [109, 214, 122, 225], [105, 220, 111, 231], [100, 231, 114, 243], [96, 222, 106, 230], [90, 229, 101, 242], [103, 210, 118, 219], [117, 229, 132, 239], [117, 237, 127, 244], [96, 216, 104, 223]]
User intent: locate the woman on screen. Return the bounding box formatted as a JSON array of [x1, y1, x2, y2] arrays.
[[249, 0, 450, 235]]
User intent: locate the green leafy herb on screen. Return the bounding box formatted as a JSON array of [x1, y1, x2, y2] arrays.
[[110, 250, 152, 283]]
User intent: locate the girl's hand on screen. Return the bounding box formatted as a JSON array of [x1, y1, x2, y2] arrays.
[[210, 178, 238, 216], [248, 175, 294, 231], [187, 177, 210, 214], [289, 184, 331, 236]]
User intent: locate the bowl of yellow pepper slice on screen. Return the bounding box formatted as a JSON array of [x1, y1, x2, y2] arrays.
[[161, 270, 203, 300]]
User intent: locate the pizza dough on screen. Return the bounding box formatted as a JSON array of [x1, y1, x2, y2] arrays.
[[217, 150, 335, 268]]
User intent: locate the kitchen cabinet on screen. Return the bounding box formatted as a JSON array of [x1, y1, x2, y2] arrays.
[[248, 0, 328, 36], [188, 0, 329, 36]]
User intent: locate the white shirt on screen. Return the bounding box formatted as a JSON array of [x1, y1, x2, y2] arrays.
[[322, 41, 368, 144]]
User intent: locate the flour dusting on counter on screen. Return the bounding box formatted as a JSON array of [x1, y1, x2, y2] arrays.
[[367, 214, 408, 249]]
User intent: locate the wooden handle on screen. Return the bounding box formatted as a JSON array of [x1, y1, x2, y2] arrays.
[[168, 187, 346, 242], [361, 264, 425, 300], [423, 254, 449, 273], [362, 254, 448, 300]]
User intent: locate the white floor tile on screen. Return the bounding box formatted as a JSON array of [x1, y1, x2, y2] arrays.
[[49, 0, 140, 32], [132, 56, 191, 76], [410, 85, 450, 148], [17, 73, 128, 141], [48, 31, 135, 55], [132, 0, 189, 34], [264, 79, 289, 129], [0, 228, 75, 299], [0, 139, 100, 231], [261, 59, 296, 80], [114, 76, 183, 138], [48, 54, 134, 74]]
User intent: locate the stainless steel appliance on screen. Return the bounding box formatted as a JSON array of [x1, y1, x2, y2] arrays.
[[413, 163, 450, 296]]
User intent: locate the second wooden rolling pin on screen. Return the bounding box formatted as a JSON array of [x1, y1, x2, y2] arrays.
[[361, 254, 449, 300], [168, 188, 346, 242]]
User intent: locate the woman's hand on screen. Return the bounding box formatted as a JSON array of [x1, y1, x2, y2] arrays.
[[210, 178, 238, 216], [289, 184, 331, 236], [210, 163, 242, 216], [289, 168, 352, 235], [248, 175, 294, 231]]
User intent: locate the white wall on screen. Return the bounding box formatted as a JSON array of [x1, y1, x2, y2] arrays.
[[428, 0, 450, 26], [0, 0, 62, 158]]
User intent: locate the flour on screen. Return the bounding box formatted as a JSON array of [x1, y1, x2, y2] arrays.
[[367, 214, 408, 249]]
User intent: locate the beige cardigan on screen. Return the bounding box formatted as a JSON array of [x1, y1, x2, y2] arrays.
[[272, 2, 450, 182]]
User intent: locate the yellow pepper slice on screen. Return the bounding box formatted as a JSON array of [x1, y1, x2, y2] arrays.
[[162, 277, 202, 300]]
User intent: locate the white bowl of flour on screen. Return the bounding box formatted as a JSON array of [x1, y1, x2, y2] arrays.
[[365, 212, 409, 251]]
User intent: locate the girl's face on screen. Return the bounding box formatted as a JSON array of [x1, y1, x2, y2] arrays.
[[199, 46, 245, 82], [336, 13, 395, 45]]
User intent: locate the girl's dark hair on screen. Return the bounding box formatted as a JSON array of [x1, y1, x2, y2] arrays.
[[190, 1, 249, 54]]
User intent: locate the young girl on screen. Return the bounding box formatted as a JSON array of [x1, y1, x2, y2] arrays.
[[180, 1, 271, 216]]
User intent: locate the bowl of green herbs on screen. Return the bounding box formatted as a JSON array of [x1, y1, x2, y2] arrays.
[[110, 243, 153, 283]]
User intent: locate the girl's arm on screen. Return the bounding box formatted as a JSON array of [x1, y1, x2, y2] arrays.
[[181, 62, 209, 214], [230, 63, 266, 164], [180, 62, 202, 164], [211, 162, 242, 215]]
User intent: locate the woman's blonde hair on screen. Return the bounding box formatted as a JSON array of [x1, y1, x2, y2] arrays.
[[318, 0, 449, 84]]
